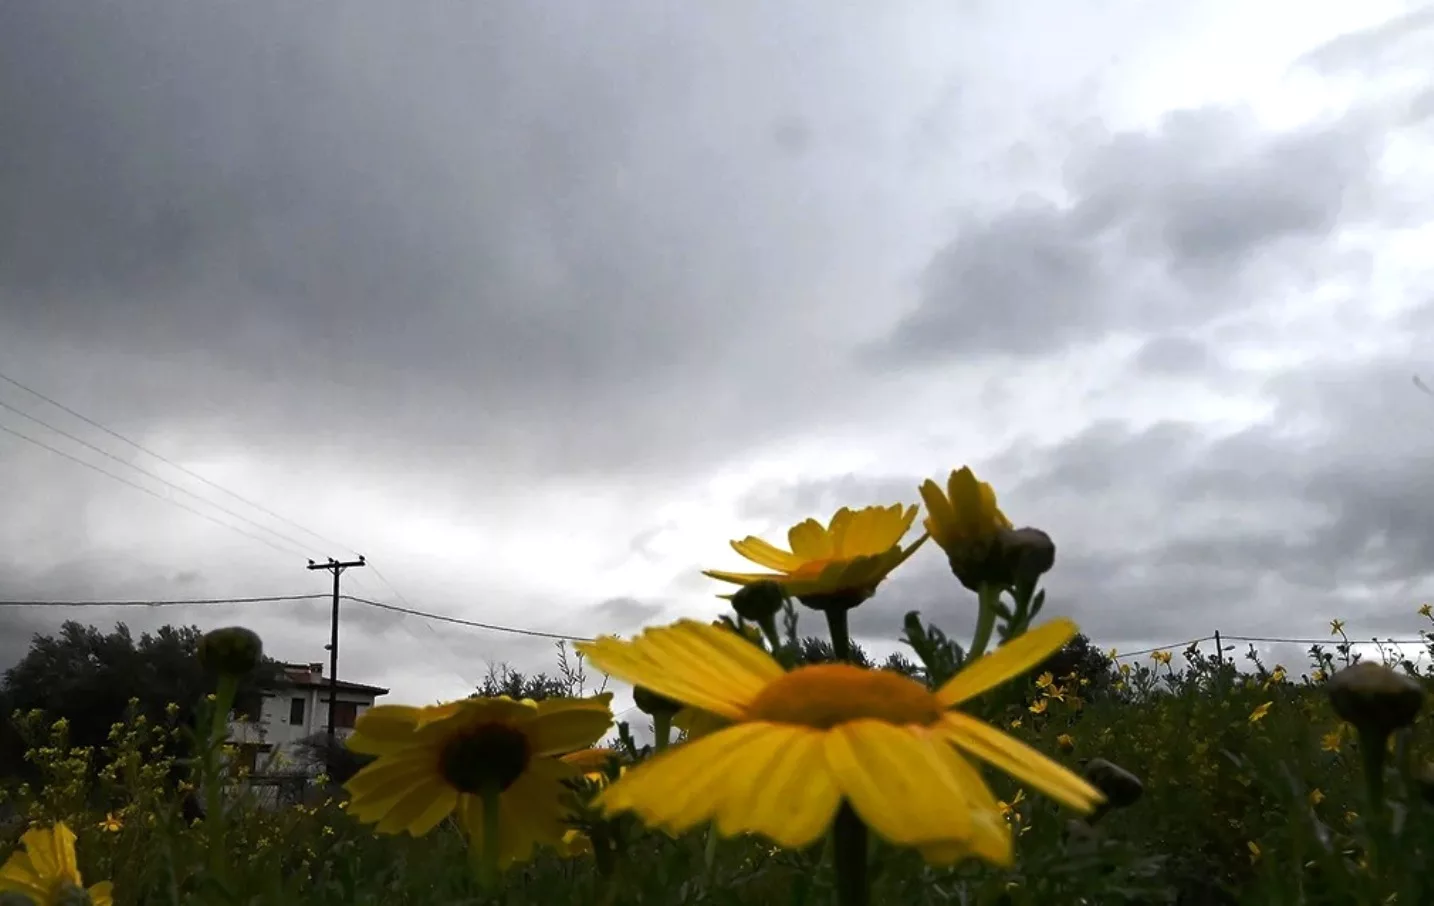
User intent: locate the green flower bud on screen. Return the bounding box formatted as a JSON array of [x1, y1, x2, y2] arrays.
[[198, 626, 264, 677], [731, 581, 787, 623], [1083, 758, 1143, 809], [632, 685, 682, 719], [1327, 662, 1424, 738], [996, 526, 1056, 588]]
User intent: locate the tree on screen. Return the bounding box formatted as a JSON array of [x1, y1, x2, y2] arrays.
[[0, 621, 281, 779]]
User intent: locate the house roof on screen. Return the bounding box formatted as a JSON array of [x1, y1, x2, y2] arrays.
[[279, 676, 390, 696]]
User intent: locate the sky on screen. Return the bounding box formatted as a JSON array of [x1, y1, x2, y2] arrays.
[[2, 1, 1433, 733]]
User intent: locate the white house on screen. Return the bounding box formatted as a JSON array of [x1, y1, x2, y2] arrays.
[[227, 661, 388, 777]]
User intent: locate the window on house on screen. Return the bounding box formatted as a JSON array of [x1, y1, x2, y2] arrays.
[[331, 701, 358, 729], [289, 697, 305, 726]]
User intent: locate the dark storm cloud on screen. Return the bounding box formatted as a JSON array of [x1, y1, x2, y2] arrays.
[[0, 0, 911, 481], [865, 103, 1382, 365]]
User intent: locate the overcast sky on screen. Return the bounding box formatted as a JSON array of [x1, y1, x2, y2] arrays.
[[2, 1, 1433, 726]]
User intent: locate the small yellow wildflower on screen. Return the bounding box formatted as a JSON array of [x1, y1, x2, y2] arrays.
[[1247, 841, 1261, 863], [1008, 718, 1022, 730], [1330, 619, 1345, 635], [1321, 727, 1344, 752], [1028, 699, 1048, 715], [1420, 603, 1432, 618], [1150, 650, 1172, 666], [1056, 734, 1075, 751], [1313, 668, 1328, 683], [1118, 663, 1132, 677], [1034, 673, 1054, 690], [98, 813, 123, 833], [1249, 702, 1272, 724], [1309, 789, 1325, 806]]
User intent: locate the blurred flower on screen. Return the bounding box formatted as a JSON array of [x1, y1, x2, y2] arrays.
[[343, 694, 613, 870], [1330, 619, 1346, 635], [1248, 702, 1272, 725], [704, 505, 926, 611], [197, 626, 264, 677], [1150, 650, 1172, 667], [997, 789, 1024, 822], [1028, 700, 1048, 716], [97, 814, 122, 833], [1056, 734, 1075, 751], [1034, 673, 1054, 690], [576, 618, 1102, 867], [1309, 788, 1325, 806], [0, 823, 113, 906], [559, 748, 622, 786], [1247, 841, 1261, 863], [1327, 662, 1424, 738], [1420, 603, 1432, 619]]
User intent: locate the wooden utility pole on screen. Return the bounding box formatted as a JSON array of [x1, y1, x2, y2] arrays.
[[307, 556, 365, 776]]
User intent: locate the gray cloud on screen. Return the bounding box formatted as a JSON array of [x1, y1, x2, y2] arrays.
[[1298, 4, 1434, 75], [865, 103, 1384, 366]]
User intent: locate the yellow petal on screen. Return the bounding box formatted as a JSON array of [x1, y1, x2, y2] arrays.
[[919, 479, 959, 547], [824, 722, 976, 847], [344, 751, 435, 800], [711, 724, 840, 848], [576, 621, 783, 720], [21, 824, 78, 883], [525, 697, 614, 757], [935, 619, 1078, 708], [937, 712, 1104, 812], [596, 724, 776, 836], [374, 777, 458, 836], [730, 537, 804, 572], [0, 852, 46, 899], [703, 568, 787, 587], [88, 881, 116, 906], [559, 747, 618, 772]]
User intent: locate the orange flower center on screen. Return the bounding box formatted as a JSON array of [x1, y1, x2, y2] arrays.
[[744, 664, 943, 729]]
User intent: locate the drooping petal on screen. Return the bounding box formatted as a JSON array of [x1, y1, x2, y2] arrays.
[[730, 537, 805, 572], [525, 696, 614, 757], [935, 619, 1078, 708], [595, 724, 778, 836], [577, 621, 783, 720], [373, 777, 459, 836], [711, 724, 840, 848], [823, 721, 977, 848], [937, 712, 1104, 812], [345, 750, 437, 800]]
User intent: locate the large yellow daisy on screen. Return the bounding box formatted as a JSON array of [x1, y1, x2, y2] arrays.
[[574, 620, 1101, 866], [0, 823, 113, 906], [343, 693, 613, 869], [704, 505, 927, 605]]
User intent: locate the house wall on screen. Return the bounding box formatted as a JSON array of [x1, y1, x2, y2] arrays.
[[227, 683, 381, 774]]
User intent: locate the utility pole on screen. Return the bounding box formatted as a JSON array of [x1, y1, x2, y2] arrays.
[[307, 555, 365, 777]]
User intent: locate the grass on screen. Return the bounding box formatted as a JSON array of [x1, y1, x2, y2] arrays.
[[1, 604, 1431, 906]]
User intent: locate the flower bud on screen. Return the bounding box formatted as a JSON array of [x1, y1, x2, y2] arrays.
[[197, 626, 264, 677], [632, 685, 682, 719], [1326, 662, 1424, 738], [1083, 758, 1143, 809], [996, 527, 1056, 588], [731, 581, 786, 623]]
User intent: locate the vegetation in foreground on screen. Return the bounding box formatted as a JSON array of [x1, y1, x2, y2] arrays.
[[0, 466, 1430, 906]]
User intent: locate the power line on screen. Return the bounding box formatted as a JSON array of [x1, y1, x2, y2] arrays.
[[341, 595, 593, 642], [0, 396, 321, 558], [1111, 633, 1430, 659], [0, 422, 305, 560], [0, 368, 361, 558]]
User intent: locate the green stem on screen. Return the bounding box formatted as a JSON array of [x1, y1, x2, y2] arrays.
[[654, 713, 671, 752], [474, 783, 503, 891], [203, 673, 239, 879], [832, 804, 869, 906], [703, 823, 720, 883], [825, 607, 853, 662], [1357, 726, 1388, 884], [967, 585, 1000, 663]]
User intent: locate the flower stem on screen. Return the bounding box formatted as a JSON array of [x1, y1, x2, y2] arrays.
[[825, 607, 853, 662], [966, 584, 1000, 663], [474, 783, 503, 891], [1357, 726, 1389, 880], [203, 673, 239, 880], [832, 803, 869, 906], [654, 713, 672, 752]]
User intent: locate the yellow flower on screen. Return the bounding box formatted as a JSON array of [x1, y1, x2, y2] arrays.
[[1008, 718, 1022, 730], [918, 467, 1011, 553], [1309, 788, 1325, 806], [1313, 668, 1328, 683], [1420, 603, 1432, 618], [1249, 702, 1272, 724], [97, 813, 123, 833], [997, 789, 1025, 822], [575, 618, 1102, 867], [0, 823, 114, 906], [559, 748, 622, 786], [704, 505, 927, 606], [1330, 619, 1346, 635], [1247, 841, 1261, 863], [1034, 673, 1054, 690], [1150, 650, 1172, 666], [343, 694, 613, 869], [1027, 699, 1048, 715], [1056, 734, 1075, 751]]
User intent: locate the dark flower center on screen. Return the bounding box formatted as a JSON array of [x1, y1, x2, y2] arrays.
[[439, 723, 532, 794]]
